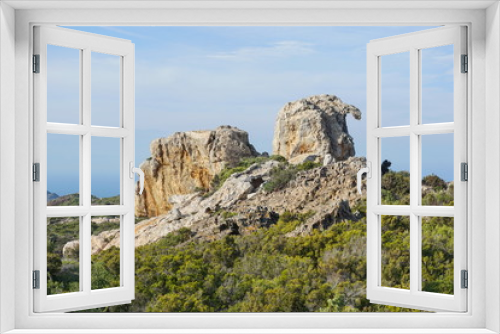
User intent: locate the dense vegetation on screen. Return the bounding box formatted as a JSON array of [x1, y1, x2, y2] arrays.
[[47, 215, 122, 295], [47, 163, 455, 312]]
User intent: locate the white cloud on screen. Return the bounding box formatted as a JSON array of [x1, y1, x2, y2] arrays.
[[207, 41, 315, 61], [99, 26, 155, 40]]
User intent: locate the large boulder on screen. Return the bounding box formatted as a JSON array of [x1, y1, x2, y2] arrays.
[[135, 126, 258, 217], [272, 94, 361, 164]]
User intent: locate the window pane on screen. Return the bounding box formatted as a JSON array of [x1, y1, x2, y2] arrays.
[[91, 52, 121, 127], [421, 133, 454, 206], [47, 45, 80, 124], [421, 45, 454, 124], [381, 52, 410, 127], [421, 217, 454, 295], [91, 215, 121, 290], [47, 216, 80, 295], [91, 137, 121, 205], [47, 134, 80, 206], [381, 136, 410, 205], [381, 215, 410, 289]]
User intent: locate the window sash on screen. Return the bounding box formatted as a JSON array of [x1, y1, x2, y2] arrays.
[[366, 26, 468, 312], [32, 25, 136, 313]]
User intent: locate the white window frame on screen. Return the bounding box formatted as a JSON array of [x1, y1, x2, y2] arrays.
[[1, 1, 499, 333], [33, 25, 136, 313], [365, 26, 468, 312]]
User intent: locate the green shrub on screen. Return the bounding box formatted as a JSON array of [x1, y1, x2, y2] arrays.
[[47, 252, 62, 277], [381, 171, 410, 205], [221, 211, 238, 219], [59, 170, 453, 313], [210, 155, 289, 193], [296, 161, 321, 171], [422, 174, 448, 190], [91, 221, 121, 236], [262, 164, 297, 193], [262, 160, 320, 193], [269, 155, 287, 163]]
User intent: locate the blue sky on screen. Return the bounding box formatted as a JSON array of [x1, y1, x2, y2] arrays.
[[47, 26, 454, 198]]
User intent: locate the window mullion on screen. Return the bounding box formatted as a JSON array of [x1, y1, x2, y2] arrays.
[[409, 47, 420, 294], [82, 47, 92, 293]]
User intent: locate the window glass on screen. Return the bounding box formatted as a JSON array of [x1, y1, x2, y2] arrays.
[[421, 217, 454, 295], [47, 217, 80, 295], [421, 133, 454, 206], [91, 137, 121, 205], [381, 215, 410, 289], [47, 45, 80, 124], [381, 52, 410, 127], [91, 216, 121, 290], [47, 134, 80, 206], [421, 45, 454, 124], [91, 52, 121, 127], [381, 136, 410, 205]]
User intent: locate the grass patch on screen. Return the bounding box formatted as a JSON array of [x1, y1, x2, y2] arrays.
[[210, 155, 286, 193], [263, 161, 321, 193]]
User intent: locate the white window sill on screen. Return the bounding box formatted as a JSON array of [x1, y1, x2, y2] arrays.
[[4, 330, 498, 334]]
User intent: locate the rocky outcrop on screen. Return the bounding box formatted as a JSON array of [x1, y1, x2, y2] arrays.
[[135, 126, 258, 218], [62, 94, 367, 254], [272, 94, 361, 164], [70, 157, 365, 254], [47, 191, 59, 201], [239, 156, 365, 236]]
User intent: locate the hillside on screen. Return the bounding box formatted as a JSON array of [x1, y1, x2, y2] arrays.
[[84, 167, 452, 312], [48, 194, 120, 206], [73, 156, 365, 254], [49, 159, 454, 312], [46, 94, 454, 312]]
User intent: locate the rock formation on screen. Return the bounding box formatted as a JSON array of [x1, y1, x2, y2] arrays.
[[64, 157, 365, 255], [272, 94, 361, 164], [135, 126, 258, 217], [62, 94, 367, 255]]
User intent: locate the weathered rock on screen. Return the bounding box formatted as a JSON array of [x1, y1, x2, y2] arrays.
[[62, 240, 79, 258], [67, 157, 366, 254], [62, 94, 368, 253], [75, 160, 280, 252], [272, 94, 361, 164], [91, 217, 120, 224], [323, 153, 333, 166], [240, 157, 366, 236], [135, 126, 258, 217]]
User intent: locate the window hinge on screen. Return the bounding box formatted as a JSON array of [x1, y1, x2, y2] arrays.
[[461, 162, 468, 181], [461, 54, 468, 73], [461, 270, 468, 289], [33, 163, 40, 182], [33, 270, 40, 289], [33, 54, 40, 73]]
